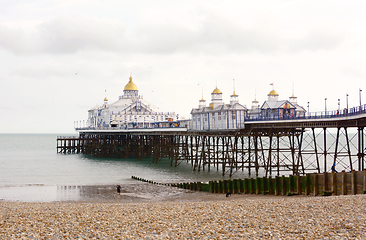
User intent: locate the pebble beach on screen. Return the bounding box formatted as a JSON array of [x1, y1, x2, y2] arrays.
[[1, 191, 366, 239]]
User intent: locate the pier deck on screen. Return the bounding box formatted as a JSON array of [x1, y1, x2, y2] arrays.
[[58, 108, 366, 177]]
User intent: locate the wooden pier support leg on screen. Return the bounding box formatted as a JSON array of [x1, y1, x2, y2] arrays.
[[342, 170, 347, 195]]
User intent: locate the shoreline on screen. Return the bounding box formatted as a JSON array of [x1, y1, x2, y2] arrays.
[[0, 182, 294, 203]]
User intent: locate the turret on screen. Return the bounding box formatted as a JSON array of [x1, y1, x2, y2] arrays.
[[209, 87, 223, 109]]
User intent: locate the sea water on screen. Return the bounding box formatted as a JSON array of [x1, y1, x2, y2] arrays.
[[0, 132, 358, 202], [0, 134, 233, 201]]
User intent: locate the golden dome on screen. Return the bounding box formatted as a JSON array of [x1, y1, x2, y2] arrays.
[[124, 75, 138, 91], [268, 90, 279, 96], [104, 97, 108, 101], [212, 87, 222, 94]]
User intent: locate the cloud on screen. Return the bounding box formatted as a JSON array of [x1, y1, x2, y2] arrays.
[[37, 15, 128, 54], [0, 8, 347, 56]]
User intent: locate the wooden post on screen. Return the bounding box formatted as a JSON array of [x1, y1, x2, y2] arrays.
[[275, 176, 280, 196], [305, 174, 310, 195], [244, 179, 249, 194], [256, 178, 261, 194], [228, 180, 234, 193], [262, 177, 267, 194], [323, 171, 328, 192], [219, 180, 223, 193], [364, 169, 366, 193], [268, 176, 273, 195], [296, 175, 302, 195], [232, 179, 237, 194], [281, 175, 286, 196], [332, 172, 337, 195], [209, 181, 213, 193], [198, 182, 202, 191], [239, 179, 244, 193], [342, 170, 347, 195], [314, 174, 319, 196], [223, 180, 228, 193], [351, 170, 356, 195], [250, 178, 255, 194], [289, 175, 294, 193]]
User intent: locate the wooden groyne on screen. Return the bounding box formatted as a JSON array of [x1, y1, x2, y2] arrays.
[[132, 169, 366, 196]]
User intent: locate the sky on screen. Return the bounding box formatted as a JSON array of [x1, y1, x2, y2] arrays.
[[1, 0, 366, 133]]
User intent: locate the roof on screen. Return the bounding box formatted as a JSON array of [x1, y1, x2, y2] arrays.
[[212, 87, 222, 94], [191, 103, 248, 114], [268, 90, 279, 96], [124, 76, 138, 91], [261, 100, 295, 110]]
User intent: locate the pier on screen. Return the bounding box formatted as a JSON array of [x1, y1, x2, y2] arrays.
[[58, 105, 366, 177]]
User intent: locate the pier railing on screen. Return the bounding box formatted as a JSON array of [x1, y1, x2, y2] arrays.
[[245, 104, 366, 122]]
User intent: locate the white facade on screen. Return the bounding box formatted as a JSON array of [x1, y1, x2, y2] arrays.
[[191, 87, 248, 130], [86, 75, 179, 129]]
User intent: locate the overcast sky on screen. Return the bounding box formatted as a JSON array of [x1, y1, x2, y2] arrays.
[[1, 0, 366, 133]]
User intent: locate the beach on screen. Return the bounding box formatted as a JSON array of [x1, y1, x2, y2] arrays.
[[1, 183, 366, 239]]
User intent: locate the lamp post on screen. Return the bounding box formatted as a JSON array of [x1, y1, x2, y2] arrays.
[[346, 93, 349, 109], [307, 102, 310, 116], [360, 89, 362, 106], [338, 99, 340, 110], [325, 98, 327, 115]]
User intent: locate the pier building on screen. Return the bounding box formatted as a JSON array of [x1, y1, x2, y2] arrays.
[[190, 87, 248, 130], [85, 75, 180, 129], [260, 88, 306, 119]]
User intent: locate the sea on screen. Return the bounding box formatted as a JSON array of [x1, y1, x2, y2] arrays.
[[0, 132, 357, 202], [0, 134, 234, 202]]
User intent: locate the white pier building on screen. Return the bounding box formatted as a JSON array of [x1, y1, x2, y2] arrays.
[[84, 75, 181, 129], [190, 87, 248, 130]]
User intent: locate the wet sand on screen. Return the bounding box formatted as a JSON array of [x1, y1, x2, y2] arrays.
[[0, 182, 243, 203]]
